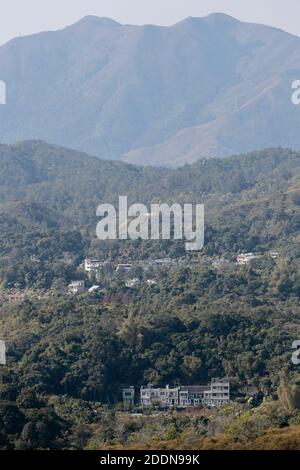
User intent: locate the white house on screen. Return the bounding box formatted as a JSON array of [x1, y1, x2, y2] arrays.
[[236, 253, 256, 265], [68, 280, 85, 294], [125, 278, 140, 288], [84, 259, 103, 272]]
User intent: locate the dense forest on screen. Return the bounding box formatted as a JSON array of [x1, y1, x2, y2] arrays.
[[0, 141, 299, 449]]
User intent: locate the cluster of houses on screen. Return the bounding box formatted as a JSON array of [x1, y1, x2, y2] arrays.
[[67, 252, 283, 294], [67, 258, 166, 294], [84, 251, 280, 276], [123, 378, 230, 409], [213, 251, 279, 268], [3, 251, 281, 301], [236, 251, 279, 266], [84, 257, 179, 274]]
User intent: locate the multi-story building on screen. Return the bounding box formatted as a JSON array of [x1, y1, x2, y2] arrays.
[[178, 385, 210, 407], [140, 378, 230, 408], [202, 378, 230, 407], [123, 386, 135, 405], [84, 259, 103, 272], [140, 384, 179, 407]]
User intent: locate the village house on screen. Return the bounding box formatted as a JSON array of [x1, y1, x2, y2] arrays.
[[7, 292, 26, 303], [84, 259, 104, 272], [125, 278, 140, 288], [140, 378, 230, 408], [68, 280, 85, 295], [140, 384, 180, 407], [123, 386, 135, 405], [236, 253, 257, 265], [146, 279, 157, 286]]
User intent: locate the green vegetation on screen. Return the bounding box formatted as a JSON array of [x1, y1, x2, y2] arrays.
[[0, 142, 299, 449]]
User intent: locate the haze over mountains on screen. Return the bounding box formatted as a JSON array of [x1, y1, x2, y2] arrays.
[[0, 13, 300, 166]]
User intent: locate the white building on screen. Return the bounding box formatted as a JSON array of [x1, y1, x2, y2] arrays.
[[125, 278, 140, 288], [140, 384, 179, 407], [84, 259, 103, 272], [68, 280, 85, 294], [140, 378, 230, 408], [236, 253, 256, 265], [202, 378, 230, 407]]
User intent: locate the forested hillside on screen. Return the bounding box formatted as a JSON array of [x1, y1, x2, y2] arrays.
[[0, 141, 299, 449]]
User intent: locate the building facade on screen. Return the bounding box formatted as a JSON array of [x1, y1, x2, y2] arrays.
[[123, 386, 135, 405], [140, 378, 230, 408], [84, 259, 103, 272]]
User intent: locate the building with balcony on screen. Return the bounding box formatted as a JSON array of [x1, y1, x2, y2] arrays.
[[140, 378, 230, 408]]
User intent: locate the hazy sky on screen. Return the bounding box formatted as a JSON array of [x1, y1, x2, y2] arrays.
[[0, 0, 300, 45]]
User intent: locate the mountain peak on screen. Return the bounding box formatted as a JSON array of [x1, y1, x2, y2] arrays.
[[203, 12, 240, 22], [72, 16, 121, 28], [175, 13, 239, 28]]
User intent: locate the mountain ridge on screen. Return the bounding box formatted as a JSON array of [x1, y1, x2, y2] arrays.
[[0, 14, 300, 166]]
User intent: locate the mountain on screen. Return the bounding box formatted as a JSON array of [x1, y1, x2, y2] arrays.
[[0, 14, 300, 166], [1, 140, 299, 209], [0, 140, 299, 266]]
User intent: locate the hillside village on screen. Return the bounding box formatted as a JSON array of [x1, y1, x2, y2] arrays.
[[0, 250, 280, 301]]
